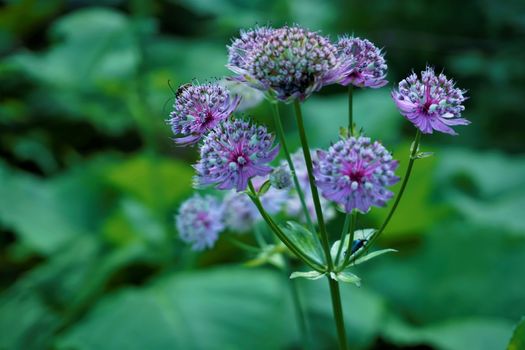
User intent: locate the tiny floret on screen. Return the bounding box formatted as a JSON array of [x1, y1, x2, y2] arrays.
[[176, 194, 224, 251], [392, 66, 469, 135], [336, 36, 388, 88], [169, 82, 240, 145], [314, 136, 399, 213], [194, 119, 279, 191], [228, 25, 351, 102]]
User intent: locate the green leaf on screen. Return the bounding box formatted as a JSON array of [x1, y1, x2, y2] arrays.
[[290, 270, 325, 280], [57, 268, 289, 350], [331, 271, 361, 286], [257, 180, 271, 196], [280, 221, 326, 266], [382, 314, 514, 350], [508, 317, 525, 350], [353, 248, 397, 266]]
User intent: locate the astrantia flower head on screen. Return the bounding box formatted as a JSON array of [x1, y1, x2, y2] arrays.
[[168, 82, 240, 146], [269, 166, 292, 190], [392, 66, 469, 135], [194, 119, 279, 191], [228, 25, 351, 102], [283, 150, 335, 223], [314, 136, 399, 213], [337, 36, 388, 88], [176, 194, 224, 251], [223, 176, 287, 233]]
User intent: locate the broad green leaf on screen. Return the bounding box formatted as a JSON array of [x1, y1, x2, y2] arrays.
[[382, 314, 514, 350], [280, 221, 325, 265], [353, 248, 397, 266], [508, 317, 525, 350], [57, 268, 289, 350], [290, 270, 325, 280]]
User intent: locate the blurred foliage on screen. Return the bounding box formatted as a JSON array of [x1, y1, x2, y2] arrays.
[[1, 0, 524, 349]]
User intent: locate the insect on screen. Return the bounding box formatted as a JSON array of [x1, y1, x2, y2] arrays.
[[175, 82, 192, 98], [344, 229, 374, 258]]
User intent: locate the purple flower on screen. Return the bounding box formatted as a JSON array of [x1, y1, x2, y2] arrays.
[[228, 25, 351, 103], [223, 176, 287, 233], [283, 150, 335, 224], [176, 194, 224, 251], [337, 36, 388, 88], [194, 119, 279, 191], [392, 67, 469, 135], [168, 82, 240, 146], [314, 136, 399, 213]]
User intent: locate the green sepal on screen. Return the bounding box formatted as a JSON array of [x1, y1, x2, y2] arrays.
[[257, 180, 271, 196]]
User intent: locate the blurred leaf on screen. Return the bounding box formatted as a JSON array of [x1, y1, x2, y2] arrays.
[[508, 317, 525, 350], [331, 271, 361, 286], [280, 221, 325, 266], [290, 270, 325, 280], [57, 267, 288, 350], [353, 248, 397, 266], [361, 221, 525, 323], [382, 314, 514, 350], [104, 153, 193, 213]]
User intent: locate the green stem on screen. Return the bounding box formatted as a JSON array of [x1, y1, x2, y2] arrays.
[[340, 211, 358, 270], [348, 86, 354, 134], [248, 181, 325, 272], [328, 277, 349, 350], [293, 101, 348, 350], [354, 130, 422, 260], [335, 214, 351, 265], [271, 103, 315, 232]]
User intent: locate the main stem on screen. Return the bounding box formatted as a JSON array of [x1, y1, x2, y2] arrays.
[[293, 101, 348, 350], [271, 103, 315, 232]]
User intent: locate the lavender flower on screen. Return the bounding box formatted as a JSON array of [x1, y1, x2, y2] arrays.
[[314, 136, 399, 213], [337, 36, 388, 88], [168, 82, 240, 145], [228, 25, 351, 102], [176, 194, 224, 251], [194, 119, 279, 191], [392, 67, 469, 135], [223, 176, 287, 233], [283, 150, 335, 223]]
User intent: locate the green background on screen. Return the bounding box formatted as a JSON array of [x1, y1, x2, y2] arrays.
[[1, 0, 524, 349]]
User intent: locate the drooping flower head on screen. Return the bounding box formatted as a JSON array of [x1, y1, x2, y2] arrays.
[[269, 166, 292, 190], [194, 119, 279, 191], [314, 136, 399, 213], [392, 67, 468, 135], [283, 150, 335, 223], [223, 176, 287, 233], [228, 25, 351, 102], [337, 36, 388, 88], [176, 194, 224, 251], [168, 82, 240, 145]]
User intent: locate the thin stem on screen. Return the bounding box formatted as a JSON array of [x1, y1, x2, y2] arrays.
[[293, 101, 348, 350], [341, 211, 358, 270], [271, 103, 315, 232], [354, 130, 422, 260], [284, 259, 311, 350], [328, 277, 349, 350], [348, 86, 354, 134], [335, 214, 351, 265], [248, 181, 325, 272]]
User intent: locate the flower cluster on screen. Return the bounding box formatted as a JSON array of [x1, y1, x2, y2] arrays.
[[337, 36, 388, 88], [168, 82, 240, 145], [175, 194, 224, 251], [392, 66, 468, 135], [194, 119, 279, 191], [314, 136, 399, 213], [228, 25, 351, 102]]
